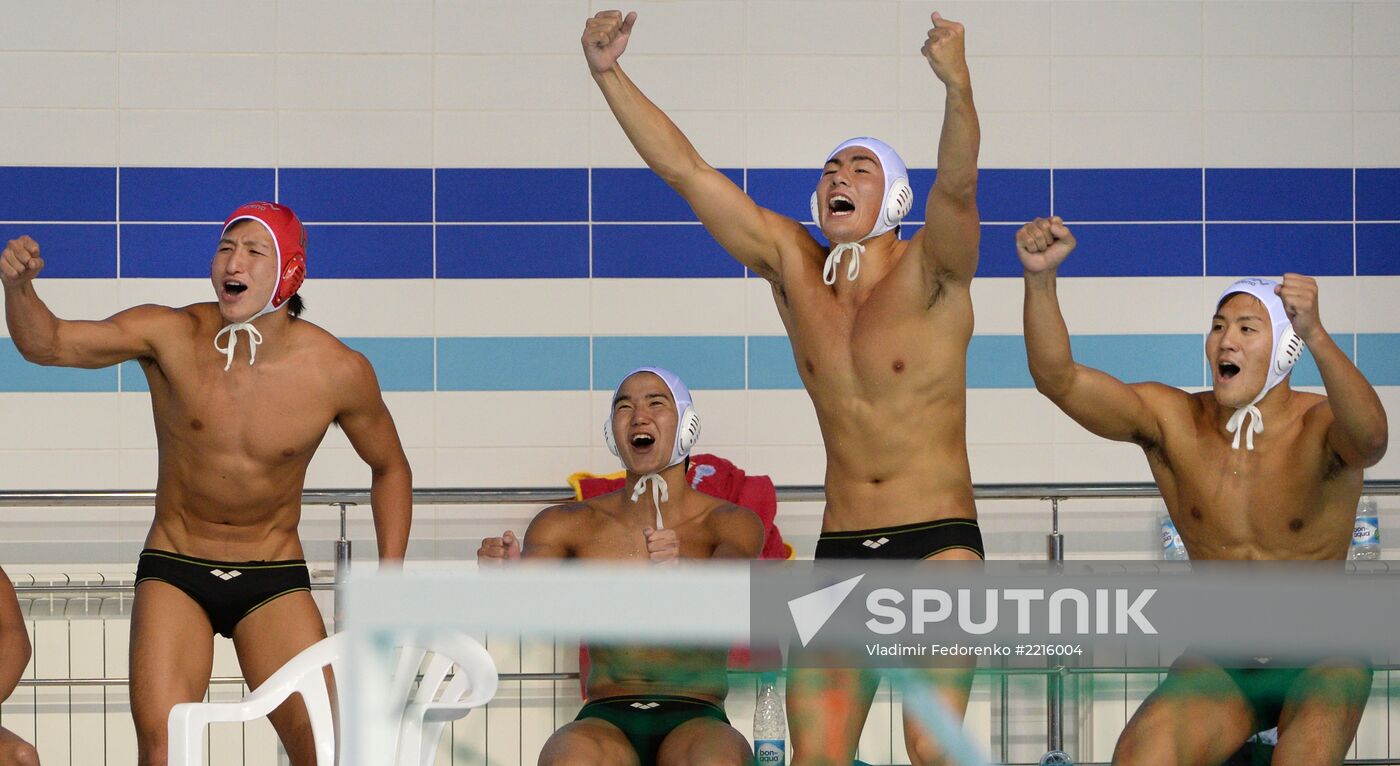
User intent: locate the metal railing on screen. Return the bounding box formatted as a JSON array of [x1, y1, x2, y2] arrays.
[[6, 480, 1400, 765]]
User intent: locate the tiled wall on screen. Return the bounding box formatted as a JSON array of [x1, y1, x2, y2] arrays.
[[0, 1, 1398, 759]]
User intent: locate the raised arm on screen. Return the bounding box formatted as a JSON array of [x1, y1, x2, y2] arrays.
[[4, 236, 175, 368], [1020, 218, 1167, 446], [584, 11, 799, 282], [0, 568, 30, 703], [335, 351, 413, 563], [1277, 274, 1389, 467], [911, 13, 981, 284]]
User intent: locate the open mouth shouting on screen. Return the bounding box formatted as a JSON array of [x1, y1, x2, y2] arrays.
[[827, 194, 856, 219], [1216, 361, 1241, 382], [629, 432, 657, 455], [221, 280, 249, 301]]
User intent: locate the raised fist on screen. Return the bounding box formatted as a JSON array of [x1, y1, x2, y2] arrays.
[[0, 236, 44, 288], [922, 12, 970, 89], [643, 526, 679, 566], [477, 530, 521, 565], [583, 10, 637, 75], [1276, 273, 1322, 343], [1017, 216, 1076, 274]]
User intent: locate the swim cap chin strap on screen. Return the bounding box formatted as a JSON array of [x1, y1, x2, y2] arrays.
[[1217, 278, 1304, 451], [631, 474, 670, 529], [214, 322, 264, 372], [823, 242, 863, 285]]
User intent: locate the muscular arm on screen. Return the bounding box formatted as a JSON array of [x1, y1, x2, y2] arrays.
[[1312, 329, 1388, 466], [912, 14, 981, 284], [1021, 221, 1165, 446], [4, 236, 173, 368], [0, 569, 31, 702], [335, 352, 413, 562], [520, 504, 580, 560], [1279, 275, 1389, 466], [708, 505, 764, 560], [585, 13, 797, 282]]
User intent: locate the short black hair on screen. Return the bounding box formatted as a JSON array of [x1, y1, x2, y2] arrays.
[[288, 294, 304, 318]]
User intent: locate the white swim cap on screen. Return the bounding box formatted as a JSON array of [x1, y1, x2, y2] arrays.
[[602, 366, 702, 528], [810, 137, 915, 284], [1213, 278, 1305, 450]]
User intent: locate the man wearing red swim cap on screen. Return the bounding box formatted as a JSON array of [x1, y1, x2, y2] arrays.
[[0, 203, 413, 766]]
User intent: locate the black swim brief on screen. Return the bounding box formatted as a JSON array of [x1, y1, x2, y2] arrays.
[[574, 694, 729, 765], [814, 518, 985, 560], [135, 549, 311, 638]]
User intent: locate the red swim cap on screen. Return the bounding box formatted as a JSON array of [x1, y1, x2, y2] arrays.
[[222, 201, 307, 313]]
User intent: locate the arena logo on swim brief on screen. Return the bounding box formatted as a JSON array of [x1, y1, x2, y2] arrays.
[[749, 561, 1400, 669]]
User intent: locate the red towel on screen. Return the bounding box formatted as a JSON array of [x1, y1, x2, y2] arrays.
[[571, 453, 786, 696]]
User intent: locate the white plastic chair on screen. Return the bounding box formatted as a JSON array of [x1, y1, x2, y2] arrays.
[[167, 629, 498, 766]]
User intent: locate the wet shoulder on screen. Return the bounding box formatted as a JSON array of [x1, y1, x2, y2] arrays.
[[532, 498, 606, 536]]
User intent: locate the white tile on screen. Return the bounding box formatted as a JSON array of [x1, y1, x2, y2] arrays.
[[433, 446, 591, 487], [592, 109, 746, 168], [900, 56, 1049, 114], [744, 111, 901, 168], [746, 445, 827, 487], [436, 54, 591, 111], [1051, 2, 1202, 56], [119, 54, 275, 110], [1205, 57, 1351, 112], [744, 277, 785, 335], [1051, 111, 1203, 169], [436, 110, 589, 168], [275, 0, 433, 54], [746, 390, 821, 446], [0, 53, 116, 109], [0, 109, 116, 166], [591, 55, 744, 112], [435, 279, 590, 337], [969, 111, 1053, 169], [1052, 58, 1202, 112], [1205, 111, 1353, 167], [1355, 278, 1400, 334], [966, 389, 1057, 446], [1204, 2, 1352, 56], [588, 0, 744, 55], [590, 278, 747, 336], [7, 0, 116, 50], [1356, 112, 1400, 167], [0, 394, 120, 449], [1059, 277, 1206, 334], [277, 54, 433, 110], [1053, 442, 1154, 483], [117, 392, 156, 449], [435, 0, 588, 54], [434, 391, 591, 448], [746, 55, 900, 112], [687, 389, 748, 451], [278, 110, 433, 167], [747, 1, 895, 54], [382, 391, 437, 449], [0, 449, 120, 489], [117, 447, 158, 488], [293, 279, 435, 337], [968, 277, 1022, 335], [118, 110, 276, 167], [303, 447, 376, 486], [118, 0, 276, 52], [1355, 3, 1400, 56], [1355, 58, 1400, 112], [0, 280, 122, 338], [900, 1, 1051, 57], [1293, 276, 1357, 334], [115, 279, 214, 311]]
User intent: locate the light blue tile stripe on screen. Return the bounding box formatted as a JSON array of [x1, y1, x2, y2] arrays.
[[0, 342, 117, 392], [593, 336, 746, 390], [343, 338, 435, 392], [14, 334, 1400, 392], [438, 337, 590, 391], [1358, 334, 1400, 386]]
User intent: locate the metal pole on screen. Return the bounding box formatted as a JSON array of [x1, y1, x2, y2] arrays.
[[1043, 496, 1071, 764], [334, 502, 353, 633]]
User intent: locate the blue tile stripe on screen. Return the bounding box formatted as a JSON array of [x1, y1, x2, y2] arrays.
[[3, 165, 1398, 278], [11, 334, 1400, 393]]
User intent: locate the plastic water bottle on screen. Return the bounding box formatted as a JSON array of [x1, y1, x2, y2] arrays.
[[1040, 750, 1074, 766], [1160, 515, 1188, 561], [1350, 497, 1381, 561], [754, 673, 786, 765]]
